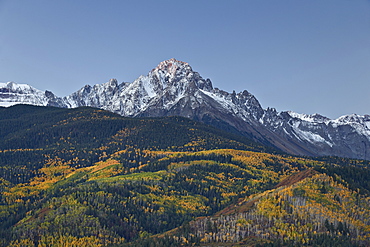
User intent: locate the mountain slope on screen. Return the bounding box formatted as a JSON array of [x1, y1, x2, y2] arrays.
[[0, 104, 272, 184], [1, 59, 369, 160], [160, 169, 370, 246], [0, 105, 369, 246]]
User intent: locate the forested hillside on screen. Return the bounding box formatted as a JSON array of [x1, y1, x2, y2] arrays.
[[0, 105, 369, 246]]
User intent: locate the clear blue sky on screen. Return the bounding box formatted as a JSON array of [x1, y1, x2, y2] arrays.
[[0, 0, 369, 119]]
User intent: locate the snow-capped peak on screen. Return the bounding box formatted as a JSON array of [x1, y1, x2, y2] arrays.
[[151, 58, 190, 81], [148, 59, 213, 92], [0, 81, 56, 107], [287, 111, 330, 123], [334, 114, 369, 124], [152, 58, 189, 76], [0, 81, 39, 93]]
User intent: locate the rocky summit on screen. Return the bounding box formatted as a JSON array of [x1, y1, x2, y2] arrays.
[[1, 58, 369, 160]]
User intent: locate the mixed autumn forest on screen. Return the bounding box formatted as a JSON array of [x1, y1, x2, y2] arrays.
[[0, 105, 369, 246]]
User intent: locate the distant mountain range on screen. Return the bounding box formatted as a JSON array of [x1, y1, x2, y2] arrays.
[[1, 58, 369, 160]]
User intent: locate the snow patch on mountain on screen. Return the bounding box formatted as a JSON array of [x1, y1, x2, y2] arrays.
[[330, 114, 370, 141], [0, 82, 52, 107], [287, 111, 330, 123], [292, 126, 334, 147]]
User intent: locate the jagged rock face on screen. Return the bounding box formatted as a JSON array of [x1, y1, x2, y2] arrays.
[[1, 58, 369, 160], [262, 112, 370, 159], [0, 82, 67, 107]]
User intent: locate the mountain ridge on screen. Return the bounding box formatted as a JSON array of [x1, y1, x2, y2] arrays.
[[1, 58, 369, 160]]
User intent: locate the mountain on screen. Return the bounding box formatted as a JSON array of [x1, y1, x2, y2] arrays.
[[1, 105, 369, 246], [0, 81, 65, 107], [1, 59, 369, 160]]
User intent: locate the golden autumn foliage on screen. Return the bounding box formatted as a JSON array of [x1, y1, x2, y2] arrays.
[[3, 148, 369, 244], [183, 172, 370, 245]]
